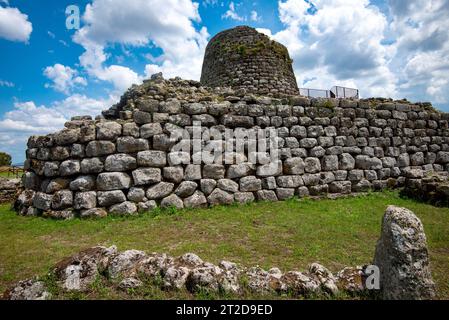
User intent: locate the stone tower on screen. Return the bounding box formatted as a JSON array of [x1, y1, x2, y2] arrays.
[[200, 26, 299, 96]]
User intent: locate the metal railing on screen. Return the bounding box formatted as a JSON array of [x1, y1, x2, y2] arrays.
[[299, 86, 359, 99]]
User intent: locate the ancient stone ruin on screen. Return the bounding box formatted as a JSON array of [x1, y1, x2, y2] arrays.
[[3, 206, 435, 300], [200, 26, 299, 96], [14, 26, 449, 219]]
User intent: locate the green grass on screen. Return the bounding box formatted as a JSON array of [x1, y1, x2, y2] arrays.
[[0, 191, 448, 299]]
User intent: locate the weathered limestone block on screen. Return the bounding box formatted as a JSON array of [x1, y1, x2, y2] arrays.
[[217, 179, 239, 193], [304, 158, 321, 173], [132, 168, 161, 186], [59, 160, 80, 176], [227, 163, 255, 179], [70, 176, 96, 191], [74, 191, 97, 210], [127, 187, 146, 203], [146, 182, 175, 200], [175, 181, 198, 198], [33, 192, 53, 211], [161, 194, 184, 209], [86, 141, 116, 157], [54, 129, 80, 146], [97, 173, 132, 191], [98, 191, 127, 207], [137, 151, 166, 168], [185, 165, 202, 181], [239, 176, 262, 192], [276, 175, 303, 188], [117, 137, 149, 153], [140, 123, 163, 139], [110, 201, 138, 215], [184, 191, 208, 208], [284, 157, 305, 175], [51, 190, 73, 210], [203, 164, 225, 179], [200, 179, 217, 196], [81, 157, 104, 174], [256, 190, 278, 202], [207, 188, 234, 206], [96, 122, 122, 140], [374, 206, 435, 300], [105, 154, 137, 172]]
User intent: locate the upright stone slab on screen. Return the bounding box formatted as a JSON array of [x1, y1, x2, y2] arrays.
[[373, 205, 435, 300]]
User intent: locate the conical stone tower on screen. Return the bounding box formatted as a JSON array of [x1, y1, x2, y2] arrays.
[[200, 26, 299, 96]]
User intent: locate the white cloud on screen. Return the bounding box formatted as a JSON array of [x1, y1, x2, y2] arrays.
[[0, 6, 32, 42], [387, 0, 449, 104], [222, 2, 245, 21], [0, 94, 117, 162], [0, 79, 14, 87], [72, 0, 209, 87], [43, 64, 87, 95], [269, 0, 397, 98], [250, 10, 261, 22]]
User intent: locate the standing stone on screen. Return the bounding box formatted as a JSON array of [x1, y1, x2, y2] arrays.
[[373, 206, 435, 300]]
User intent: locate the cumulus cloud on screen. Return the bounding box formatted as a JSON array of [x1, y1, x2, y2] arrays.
[[268, 0, 398, 98], [222, 2, 245, 21], [0, 6, 32, 42], [43, 64, 87, 95], [0, 94, 117, 162], [72, 0, 209, 87], [387, 0, 449, 105]]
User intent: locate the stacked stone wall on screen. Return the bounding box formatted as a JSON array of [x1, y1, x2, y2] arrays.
[[15, 78, 449, 219]]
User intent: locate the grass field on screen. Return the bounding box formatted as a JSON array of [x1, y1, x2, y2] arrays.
[[0, 191, 448, 299]]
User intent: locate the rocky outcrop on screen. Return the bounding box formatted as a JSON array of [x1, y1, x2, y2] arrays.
[[374, 205, 436, 300], [3, 205, 437, 300]]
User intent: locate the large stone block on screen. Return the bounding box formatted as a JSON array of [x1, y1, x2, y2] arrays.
[[98, 190, 127, 207], [97, 173, 132, 191], [105, 154, 137, 172], [74, 191, 97, 210], [132, 168, 162, 186], [117, 137, 149, 153], [96, 122, 122, 140], [146, 182, 175, 200], [86, 141, 116, 157]]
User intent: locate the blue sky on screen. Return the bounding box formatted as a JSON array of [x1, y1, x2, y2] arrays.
[[1, 0, 449, 163]]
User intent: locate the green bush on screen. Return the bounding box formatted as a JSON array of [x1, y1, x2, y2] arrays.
[[0, 152, 11, 166]]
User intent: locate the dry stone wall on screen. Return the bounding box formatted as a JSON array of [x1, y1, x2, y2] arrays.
[[14, 77, 449, 219]]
